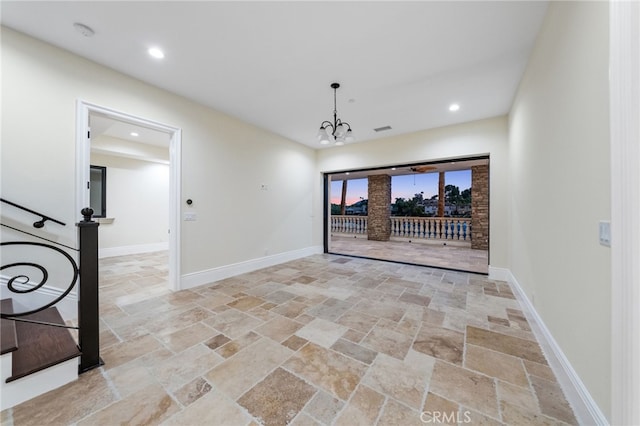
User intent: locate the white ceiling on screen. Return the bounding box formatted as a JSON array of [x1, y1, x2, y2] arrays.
[[1, 1, 548, 149], [90, 113, 170, 148]]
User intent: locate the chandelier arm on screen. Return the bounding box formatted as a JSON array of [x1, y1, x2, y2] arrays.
[[320, 121, 334, 130]]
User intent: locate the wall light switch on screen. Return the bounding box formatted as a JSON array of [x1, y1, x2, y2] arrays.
[[599, 221, 611, 247], [184, 212, 197, 221]]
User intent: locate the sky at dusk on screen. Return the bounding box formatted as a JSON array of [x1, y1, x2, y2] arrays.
[[330, 170, 471, 205]]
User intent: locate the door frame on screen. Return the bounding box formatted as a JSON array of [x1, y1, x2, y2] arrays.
[[75, 100, 182, 291]]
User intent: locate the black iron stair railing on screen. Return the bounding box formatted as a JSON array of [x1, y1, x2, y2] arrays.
[[1, 199, 102, 373], [0, 198, 66, 228]]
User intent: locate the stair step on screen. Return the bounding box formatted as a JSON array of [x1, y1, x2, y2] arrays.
[[1, 299, 18, 355], [6, 306, 81, 383]]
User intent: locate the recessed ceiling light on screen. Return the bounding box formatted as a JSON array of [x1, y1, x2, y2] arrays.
[[449, 103, 460, 112], [130, 132, 139, 137], [148, 47, 165, 59], [345, 172, 350, 175]]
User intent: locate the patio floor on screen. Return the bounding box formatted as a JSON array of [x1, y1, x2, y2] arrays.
[[329, 235, 489, 274]]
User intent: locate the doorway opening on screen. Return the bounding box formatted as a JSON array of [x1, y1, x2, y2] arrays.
[[76, 101, 182, 291], [324, 156, 489, 274]]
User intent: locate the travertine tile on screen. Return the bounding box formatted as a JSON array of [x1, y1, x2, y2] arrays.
[[377, 399, 424, 426], [500, 401, 560, 426], [281, 334, 308, 351], [107, 359, 157, 397], [11, 369, 117, 425], [203, 308, 263, 338], [336, 309, 380, 334], [255, 315, 304, 343], [101, 334, 163, 370], [530, 374, 577, 424], [283, 342, 367, 401], [78, 384, 179, 425], [227, 295, 265, 311], [363, 353, 433, 410], [205, 333, 232, 350], [524, 359, 557, 381], [173, 376, 212, 407], [163, 390, 252, 426], [153, 344, 224, 391], [361, 324, 413, 359], [429, 360, 499, 418], [464, 344, 528, 387], [303, 390, 344, 424], [331, 338, 378, 365], [334, 385, 385, 426], [412, 324, 464, 364], [422, 392, 459, 426], [2, 251, 579, 426], [206, 338, 292, 399], [158, 321, 217, 352], [216, 331, 263, 358], [466, 325, 547, 364], [238, 368, 317, 426], [496, 380, 539, 413], [295, 318, 348, 348]]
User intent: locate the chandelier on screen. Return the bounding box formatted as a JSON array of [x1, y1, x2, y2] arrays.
[[317, 83, 355, 146]]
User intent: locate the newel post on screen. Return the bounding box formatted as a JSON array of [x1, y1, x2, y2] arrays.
[[77, 207, 103, 373]]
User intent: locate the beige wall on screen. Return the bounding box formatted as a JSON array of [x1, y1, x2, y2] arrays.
[[509, 1, 611, 418], [316, 116, 510, 269], [1, 27, 317, 277], [90, 152, 169, 250]]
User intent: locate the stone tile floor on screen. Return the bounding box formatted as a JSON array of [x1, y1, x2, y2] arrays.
[[1, 251, 576, 425], [330, 235, 489, 275]]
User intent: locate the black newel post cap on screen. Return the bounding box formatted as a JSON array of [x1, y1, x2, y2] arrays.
[[81, 207, 94, 222]]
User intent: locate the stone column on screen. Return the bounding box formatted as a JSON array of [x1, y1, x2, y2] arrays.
[[471, 165, 489, 250], [437, 172, 445, 217], [367, 174, 391, 241]]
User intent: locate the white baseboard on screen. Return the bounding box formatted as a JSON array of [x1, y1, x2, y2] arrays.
[[0, 278, 77, 321], [99, 242, 169, 258], [488, 266, 511, 282], [505, 270, 608, 425], [181, 246, 323, 290]]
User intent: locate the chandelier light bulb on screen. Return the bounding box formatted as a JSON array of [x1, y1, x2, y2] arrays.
[[345, 129, 355, 142]]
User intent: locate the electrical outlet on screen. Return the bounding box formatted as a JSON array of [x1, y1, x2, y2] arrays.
[[260, 184, 268, 191]]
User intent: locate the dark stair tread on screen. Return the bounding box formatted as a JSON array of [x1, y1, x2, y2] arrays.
[[1, 299, 18, 355], [7, 306, 81, 383]]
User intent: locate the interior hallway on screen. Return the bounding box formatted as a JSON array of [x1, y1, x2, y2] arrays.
[[2, 251, 576, 425]]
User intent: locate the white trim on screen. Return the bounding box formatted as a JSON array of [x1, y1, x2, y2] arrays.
[[609, 1, 640, 425], [76, 100, 181, 292], [487, 266, 510, 282], [0, 355, 78, 411], [168, 128, 181, 291], [98, 242, 169, 259], [0, 278, 78, 321], [181, 246, 323, 290], [505, 270, 608, 425]]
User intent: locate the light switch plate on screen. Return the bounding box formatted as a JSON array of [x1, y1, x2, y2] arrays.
[[184, 212, 197, 221], [599, 221, 611, 246]]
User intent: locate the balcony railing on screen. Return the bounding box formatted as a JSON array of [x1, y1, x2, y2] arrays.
[[331, 215, 472, 241]]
